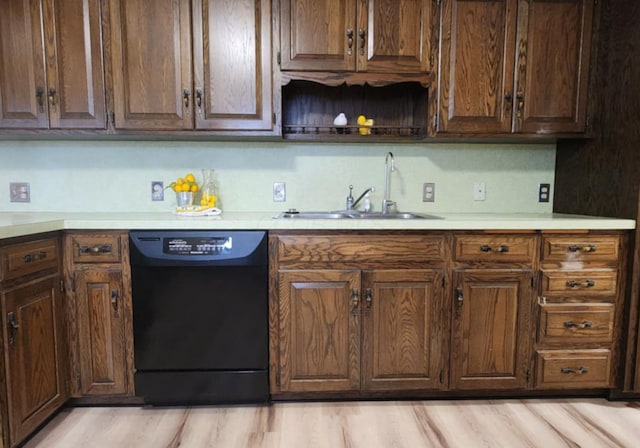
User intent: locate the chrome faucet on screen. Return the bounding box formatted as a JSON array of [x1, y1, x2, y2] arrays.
[[382, 152, 396, 214], [346, 184, 375, 210]]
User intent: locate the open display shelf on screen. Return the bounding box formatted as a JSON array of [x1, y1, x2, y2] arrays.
[[282, 81, 429, 141]]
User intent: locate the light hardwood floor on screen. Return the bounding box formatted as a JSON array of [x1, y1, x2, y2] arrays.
[[24, 399, 640, 448]]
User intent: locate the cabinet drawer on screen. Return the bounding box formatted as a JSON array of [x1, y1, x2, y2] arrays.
[[541, 271, 617, 297], [70, 234, 122, 263], [538, 303, 614, 345], [535, 350, 611, 389], [542, 235, 619, 262], [0, 238, 59, 281], [453, 235, 536, 264]]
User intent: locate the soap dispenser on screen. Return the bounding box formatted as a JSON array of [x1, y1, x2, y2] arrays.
[[363, 193, 371, 212]]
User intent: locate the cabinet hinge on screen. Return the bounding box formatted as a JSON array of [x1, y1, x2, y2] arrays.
[[108, 111, 115, 127], [433, 113, 439, 129], [525, 369, 530, 383], [439, 369, 444, 384], [277, 51, 281, 66], [531, 275, 536, 290], [70, 277, 75, 293], [59, 279, 65, 293], [442, 276, 446, 288], [275, 372, 280, 387], [76, 374, 81, 391]]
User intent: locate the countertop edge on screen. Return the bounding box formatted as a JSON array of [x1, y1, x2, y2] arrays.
[[0, 212, 635, 240]]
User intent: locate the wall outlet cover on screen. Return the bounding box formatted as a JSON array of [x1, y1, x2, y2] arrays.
[[423, 182, 435, 202], [273, 182, 286, 202], [538, 183, 551, 202], [151, 181, 164, 201]]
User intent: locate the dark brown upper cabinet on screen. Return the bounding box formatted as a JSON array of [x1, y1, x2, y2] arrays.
[[280, 0, 432, 74], [437, 0, 594, 135], [108, 0, 273, 132], [0, 0, 106, 129]]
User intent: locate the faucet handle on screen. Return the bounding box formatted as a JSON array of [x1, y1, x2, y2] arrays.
[[346, 185, 354, 210]]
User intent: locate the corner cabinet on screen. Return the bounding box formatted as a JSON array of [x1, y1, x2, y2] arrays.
[[279, 0, 432, 73], [0, 0, 106, 129], [108, 0, 273, 132], [0, 236, 67, 448], [270, 233, 448, 397], [63, 232, 134, 400], [436, 0, 594, 135]]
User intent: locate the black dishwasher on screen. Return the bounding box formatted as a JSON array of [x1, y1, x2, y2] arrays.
[[129, 230, 268, 405]]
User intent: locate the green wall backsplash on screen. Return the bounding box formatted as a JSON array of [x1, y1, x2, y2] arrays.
[[0, 140, 555, 214]]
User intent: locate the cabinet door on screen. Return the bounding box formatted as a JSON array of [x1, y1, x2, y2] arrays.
[[362, 270, 445, 391], [0, 0, 48, 128], [277, 270, 361, 393], [74, 270, 127, 396], [43, 0, 106, 129], [109, 0, 193, 129], [451, 270, 532, 389], [280, 0, 357, 71], [193, 0, 273, 131], [515, 0, 594, 133], [358, 0, 431, 73], [2, 276, 67, 446], [438, 0, 517, 133]]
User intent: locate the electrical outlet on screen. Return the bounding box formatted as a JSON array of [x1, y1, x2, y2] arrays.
[[473, 182, 486, 201], [422, 182, 435, 202], [273, 182, 286, 202], [538, 183, 551, 203], [151, 181, 164, 201], [10, 182, 30, 203]]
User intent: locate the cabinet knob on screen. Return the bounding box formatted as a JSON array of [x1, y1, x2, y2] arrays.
[[183, 89, 191, 114], [36, 87, 45, 113], [358, 29, 366, 56], [48, 87, 57, 110], [7, 312, 19, 347], [351, 289, 359, 316], [347, 29, 354, 55]]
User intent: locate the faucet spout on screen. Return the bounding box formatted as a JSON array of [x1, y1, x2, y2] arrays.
[[352, 186, 375, 210], [382, 152, 396, 214]]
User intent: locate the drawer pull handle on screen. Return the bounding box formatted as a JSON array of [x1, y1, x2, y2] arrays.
[[561, 366, 589, 375], [568, 244, 597, 253], [564, 320, 593, 329], [79, 244, 113, 254], [351, 289, 359, 316], [7, 312, 19, 347], [22, 251, 46, 263], [567, 279, 595, 288], [480, 244, 509, 253]]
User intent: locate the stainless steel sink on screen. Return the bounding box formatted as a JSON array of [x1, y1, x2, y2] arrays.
[[274, 211, 351, 219], [274, 210, 441, 220], [347, 212, 442, 219]]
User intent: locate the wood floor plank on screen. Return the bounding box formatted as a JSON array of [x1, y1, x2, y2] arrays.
[[23, 399, 640, 448]]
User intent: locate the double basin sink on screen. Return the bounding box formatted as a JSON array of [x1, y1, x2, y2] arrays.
[[274, 210, 441, 220]]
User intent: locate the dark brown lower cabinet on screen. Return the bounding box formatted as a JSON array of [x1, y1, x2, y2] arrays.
[[450, 270, 534, 390], [64, 231, 134, 400], [276, 268, 446, 395], [1, 236, 67, 448]]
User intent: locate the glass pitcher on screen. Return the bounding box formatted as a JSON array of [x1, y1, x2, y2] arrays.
[[200, 169, 218, 208]]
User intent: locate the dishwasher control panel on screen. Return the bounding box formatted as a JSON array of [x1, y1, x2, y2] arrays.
[[164, 236, 232, 255]]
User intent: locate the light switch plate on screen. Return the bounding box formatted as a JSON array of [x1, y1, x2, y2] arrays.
[[10, 182, 30, 203], [473, 182, 486, 201]]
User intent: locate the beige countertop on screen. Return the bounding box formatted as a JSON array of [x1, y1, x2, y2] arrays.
[[0, 211, 635, 240]]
